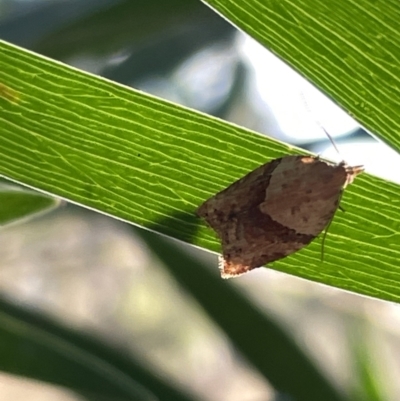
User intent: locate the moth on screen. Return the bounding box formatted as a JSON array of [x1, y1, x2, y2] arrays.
[[197, 155, 363, 278]]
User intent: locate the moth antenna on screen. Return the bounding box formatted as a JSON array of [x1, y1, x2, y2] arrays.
[[299, 91, 342, 160], [320, 127, 342, 159]]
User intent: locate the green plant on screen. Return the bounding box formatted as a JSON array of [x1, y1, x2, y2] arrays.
[[0, 0, 398, 400]]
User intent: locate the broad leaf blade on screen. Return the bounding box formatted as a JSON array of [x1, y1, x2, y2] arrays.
[[203, 0, 400, 150], [0, 41, 400, 303], [202, 0, 400, 152]]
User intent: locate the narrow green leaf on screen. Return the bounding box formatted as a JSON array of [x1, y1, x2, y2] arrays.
[[0, 296, 201, 401], [202, 0, 400, 152], [0, 41, 400, 304]]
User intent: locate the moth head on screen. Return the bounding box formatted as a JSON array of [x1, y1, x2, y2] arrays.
[[342, 163, 364, 187]]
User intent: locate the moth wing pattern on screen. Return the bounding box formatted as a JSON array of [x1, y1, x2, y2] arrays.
[[197, 155, 362, 278], [197, 158, 281, 231], [260, 156, 348, 236]]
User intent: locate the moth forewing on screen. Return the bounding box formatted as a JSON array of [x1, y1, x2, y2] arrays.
[[197, 155, 363, 278]]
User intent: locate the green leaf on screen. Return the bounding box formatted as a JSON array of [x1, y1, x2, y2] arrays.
[[0, 182, 59, 226], [0, 40, 399, 305], [202, 0, 400, 152], [0, 295, 201, 401]]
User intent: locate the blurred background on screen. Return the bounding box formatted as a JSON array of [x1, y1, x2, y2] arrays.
[[0, 0, 400, 400]]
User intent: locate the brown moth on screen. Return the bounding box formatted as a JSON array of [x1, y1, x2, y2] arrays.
[[197, 155, 363, 278]]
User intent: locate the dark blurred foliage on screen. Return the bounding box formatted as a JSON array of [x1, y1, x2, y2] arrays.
[[0, 1, 394, 401]]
